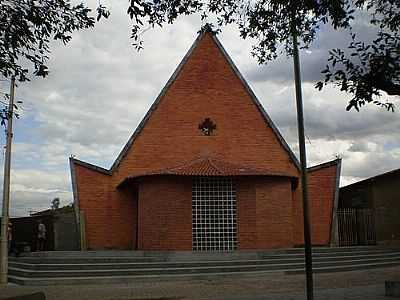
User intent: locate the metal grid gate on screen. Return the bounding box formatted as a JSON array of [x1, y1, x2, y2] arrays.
[[337, 208, 376, 246], [192, 177, 237, 251]]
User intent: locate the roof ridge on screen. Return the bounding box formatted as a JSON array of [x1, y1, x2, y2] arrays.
[[70, 157, 111, 175], [341, 165, 400, 189], [307, 158, 342, 172]]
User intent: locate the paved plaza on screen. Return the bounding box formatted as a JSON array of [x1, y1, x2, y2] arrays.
[[1, 266, 400, 300]]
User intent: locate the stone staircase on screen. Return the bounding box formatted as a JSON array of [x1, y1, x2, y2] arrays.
[[8, 246, 400, 285]]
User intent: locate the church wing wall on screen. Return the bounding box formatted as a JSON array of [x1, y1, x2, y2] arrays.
[[73, 161, 137, 250], [293, 159, 341, 246]]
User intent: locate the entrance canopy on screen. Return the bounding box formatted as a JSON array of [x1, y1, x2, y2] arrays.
[[117, 156, 297, 189]]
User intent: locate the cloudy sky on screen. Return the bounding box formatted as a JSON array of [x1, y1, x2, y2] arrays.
[[1, 1, 399, 216]]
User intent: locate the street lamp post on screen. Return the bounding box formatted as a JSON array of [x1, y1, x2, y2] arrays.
[[0, 76, 16, 285], [291, 19, 314, 300]]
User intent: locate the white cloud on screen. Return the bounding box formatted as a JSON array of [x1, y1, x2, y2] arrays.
[[0, 2, 398, 215]]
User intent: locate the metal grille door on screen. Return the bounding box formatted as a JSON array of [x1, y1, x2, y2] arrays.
[[337, 208, 376, 246], [192, 177, 237, 251]]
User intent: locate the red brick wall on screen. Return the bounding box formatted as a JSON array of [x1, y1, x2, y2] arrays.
[[293, 162, 339, 246], [255, 177, 294, 248], [138, 176, 192, 250], [75, 162, 337, 250], [112, 32, 299, 186], [109, 189, 137, 249], [70, 31, 347, 251], [236, 178, 257, 249], [75, 164, 136, 250], [237, 177, 294, 250], [73, 32, 302, 250], [135, 176, 295, 251], [74, 164, 112, 249], [308, 163, 339, 245]]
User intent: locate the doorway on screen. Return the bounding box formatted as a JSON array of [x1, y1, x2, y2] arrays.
[[192, 177, 237, 251]]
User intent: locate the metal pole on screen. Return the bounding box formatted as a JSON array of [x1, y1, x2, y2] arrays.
[[292, 26, 314, 300], [0, 76, 16, 285]]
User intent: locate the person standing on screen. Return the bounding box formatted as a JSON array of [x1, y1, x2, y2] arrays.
[[37, 219, 46, 251]]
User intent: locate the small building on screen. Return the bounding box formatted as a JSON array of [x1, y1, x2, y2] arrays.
[[5, 214, 54, 252], [1, 205, 79, 252], [70, 28, 341, 251], [31, 205, 79, 251], [339, 168, 400, 246]]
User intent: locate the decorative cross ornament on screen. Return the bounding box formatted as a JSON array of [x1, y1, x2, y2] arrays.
[[198, 118, 217, 136]]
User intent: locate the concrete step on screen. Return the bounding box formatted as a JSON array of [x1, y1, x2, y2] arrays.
[[10, 256, 165, 264], [9, 251, 400, 271], [17, 245, 392, 258], [8, 261, 400, 286], [11, 249, 400, 268], [9, 255, 400, 278], [12, 248, 398, 263], [287, 261, 400, 274], [261, 249, 400, 259], [8, 247, 400, 285]]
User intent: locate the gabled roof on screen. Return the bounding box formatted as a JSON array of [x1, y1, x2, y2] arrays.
[[307, 158, 342, 173], [340, 166, 400, 190], [70, 157, 110, 175], [118, 156, 295, 188], [71, 27, 301, 174]]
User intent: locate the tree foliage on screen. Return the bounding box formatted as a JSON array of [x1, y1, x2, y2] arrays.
[[317, 0, 399, 111], [1, 1, 397, 111], [51, 197, 60, 210], [0, 0, 109, 127], [0, 0, 109, 82], [128, 0, 354, 57], [126, 0, 399, 111]]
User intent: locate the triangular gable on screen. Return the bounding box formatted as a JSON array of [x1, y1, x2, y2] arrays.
[[109, 29, 300, 173]]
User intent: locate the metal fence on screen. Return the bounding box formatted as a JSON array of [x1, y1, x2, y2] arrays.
[[337, 208, 376, 246]]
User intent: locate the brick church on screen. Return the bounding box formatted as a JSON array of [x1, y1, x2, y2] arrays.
[[70, 28, 341, 251]]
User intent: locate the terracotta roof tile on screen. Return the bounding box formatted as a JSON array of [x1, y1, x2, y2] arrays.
[[118, 157, 294, 188]]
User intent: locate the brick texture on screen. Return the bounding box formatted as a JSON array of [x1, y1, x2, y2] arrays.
[[237, 177, 294, 249], [138, 176, 192, 250], [236, 178, 257, 249], [74, 164, 111, 249], [255, 177, 294, 248], [72, 32, 339, 250], [293, 163, 339, 246], [308, 164, 339, 245], [75, 165, 137, 250], [111, 32, 298, 184]]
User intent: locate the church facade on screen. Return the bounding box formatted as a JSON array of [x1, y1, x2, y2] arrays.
[[70, 29, 341, 251]]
